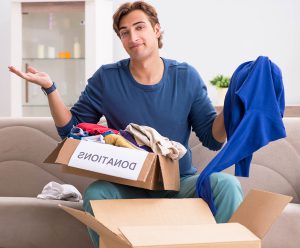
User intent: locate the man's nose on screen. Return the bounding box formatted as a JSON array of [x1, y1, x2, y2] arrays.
[[129, 30, 139, 42]]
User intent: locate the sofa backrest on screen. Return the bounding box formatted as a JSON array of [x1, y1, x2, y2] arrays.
[[0, 117, 95, 197], [190, 117, 300, 204], [1, 117, 299, 203]]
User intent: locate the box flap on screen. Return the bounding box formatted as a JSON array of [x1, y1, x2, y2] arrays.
[[136, 153, 157, 182], [43, 138, 67, 163], [91, 198, 216, 236], [59, 204, 110, 235], [229, 189, 292, 239], [158, 156, 180, 191], [100, 237, 131, 248], [56, 138, 80, 164], [44, 138, 80, 164], [59, 205, 129, 247], [119, 223, 259, 247]]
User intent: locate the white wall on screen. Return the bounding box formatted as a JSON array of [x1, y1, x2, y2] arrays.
[[0, 0, 299, 117], [113, 0, 300, 105], [0, 0, 12, 116]]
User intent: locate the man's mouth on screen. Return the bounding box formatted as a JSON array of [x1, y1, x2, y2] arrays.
[[130, 44, 143, 49]]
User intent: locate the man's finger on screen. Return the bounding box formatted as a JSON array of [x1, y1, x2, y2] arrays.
[[8, 65, 17, 72], [8, 66, 30, 81], [27, 66, 38, 74], [26, 72, 36, 78]]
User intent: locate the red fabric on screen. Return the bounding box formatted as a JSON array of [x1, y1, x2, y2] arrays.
[[76, 123, 119, 135]]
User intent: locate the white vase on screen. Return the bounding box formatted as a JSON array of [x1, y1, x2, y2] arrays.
[[216, 88, 228, 106]]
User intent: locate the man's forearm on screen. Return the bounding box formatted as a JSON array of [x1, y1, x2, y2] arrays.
[[47, 90, 72, 127], [212, 110, 226, 143]]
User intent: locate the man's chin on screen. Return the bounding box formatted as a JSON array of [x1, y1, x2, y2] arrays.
[[129, 53, 148, 61]]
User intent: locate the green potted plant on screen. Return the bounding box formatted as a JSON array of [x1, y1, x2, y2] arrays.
[[210, 74, 231, 105], [210, 74, 231, 88]]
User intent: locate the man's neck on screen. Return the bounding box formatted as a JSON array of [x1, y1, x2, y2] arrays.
[[129, 55, 164, 85]]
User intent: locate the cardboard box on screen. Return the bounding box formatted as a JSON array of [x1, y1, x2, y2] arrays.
[[60, 189, 292, 248], [44, 138, 180, 191]]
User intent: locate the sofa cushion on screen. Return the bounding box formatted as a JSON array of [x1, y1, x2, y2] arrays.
[[0, 117, 95, 196]]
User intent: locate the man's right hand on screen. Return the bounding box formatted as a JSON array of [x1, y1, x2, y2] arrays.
[[8, 65, 72, 127], [8, 65, 53, 88]]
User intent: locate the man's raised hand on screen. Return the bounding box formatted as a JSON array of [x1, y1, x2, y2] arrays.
[[8, 65, 53, 88]]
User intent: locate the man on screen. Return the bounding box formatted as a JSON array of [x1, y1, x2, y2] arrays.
[[9, 1, 243, 247]]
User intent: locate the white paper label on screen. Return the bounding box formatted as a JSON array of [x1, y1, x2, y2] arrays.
[[69, 141, 148, 180]]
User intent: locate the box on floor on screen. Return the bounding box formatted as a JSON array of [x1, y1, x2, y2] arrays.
[[60, 189, 292, 248]]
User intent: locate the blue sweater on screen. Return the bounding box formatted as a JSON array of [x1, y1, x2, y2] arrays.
[[57, 58, 223, 176], [196, 56, 286, 215]]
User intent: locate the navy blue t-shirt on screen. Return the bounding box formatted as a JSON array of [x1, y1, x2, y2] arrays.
[[57, 58, 222, 176]]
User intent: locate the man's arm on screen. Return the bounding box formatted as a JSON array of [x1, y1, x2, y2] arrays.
[[46, 89, 72, 127], [212, 109, 227, 143], [8, 65, 72, 127]]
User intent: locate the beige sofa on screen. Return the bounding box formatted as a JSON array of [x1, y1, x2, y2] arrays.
[[0, 117, 299, 248]]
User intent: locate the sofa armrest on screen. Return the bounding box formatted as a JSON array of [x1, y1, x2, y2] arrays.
[[263, 203, 300, 248], [0, 197, 93, 248]]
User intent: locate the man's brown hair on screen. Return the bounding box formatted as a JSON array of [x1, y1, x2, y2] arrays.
[[113, 1, 163, 48]]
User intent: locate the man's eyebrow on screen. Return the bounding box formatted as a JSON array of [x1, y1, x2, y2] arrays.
[[119, 21, 146, 30]]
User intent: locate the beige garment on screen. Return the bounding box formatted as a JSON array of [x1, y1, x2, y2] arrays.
[[125, 123, 187, 160]]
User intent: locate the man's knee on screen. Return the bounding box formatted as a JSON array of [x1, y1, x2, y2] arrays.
[[210, 172, 244, 223], [210, 172, 242, 193]]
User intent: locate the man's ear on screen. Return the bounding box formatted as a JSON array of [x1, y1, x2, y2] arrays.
[[154, 23, 161, 38]]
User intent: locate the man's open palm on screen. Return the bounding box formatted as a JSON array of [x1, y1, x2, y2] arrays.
[[8, 65, 52, 88]]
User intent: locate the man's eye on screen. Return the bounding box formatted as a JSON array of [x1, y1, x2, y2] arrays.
[[120, 31, 129, 38], [136, 26, 144, 30]]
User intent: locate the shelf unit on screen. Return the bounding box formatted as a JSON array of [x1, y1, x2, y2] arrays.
[[23, 58, 85, 60], [10, 0, 113, 117]]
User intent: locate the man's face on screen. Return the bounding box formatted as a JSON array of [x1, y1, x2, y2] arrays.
[[118, 10, 160, 61]]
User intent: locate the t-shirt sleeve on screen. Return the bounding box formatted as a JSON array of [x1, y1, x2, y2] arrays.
[[188, 67, 223, 151], [56, 68, 104, 139]]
